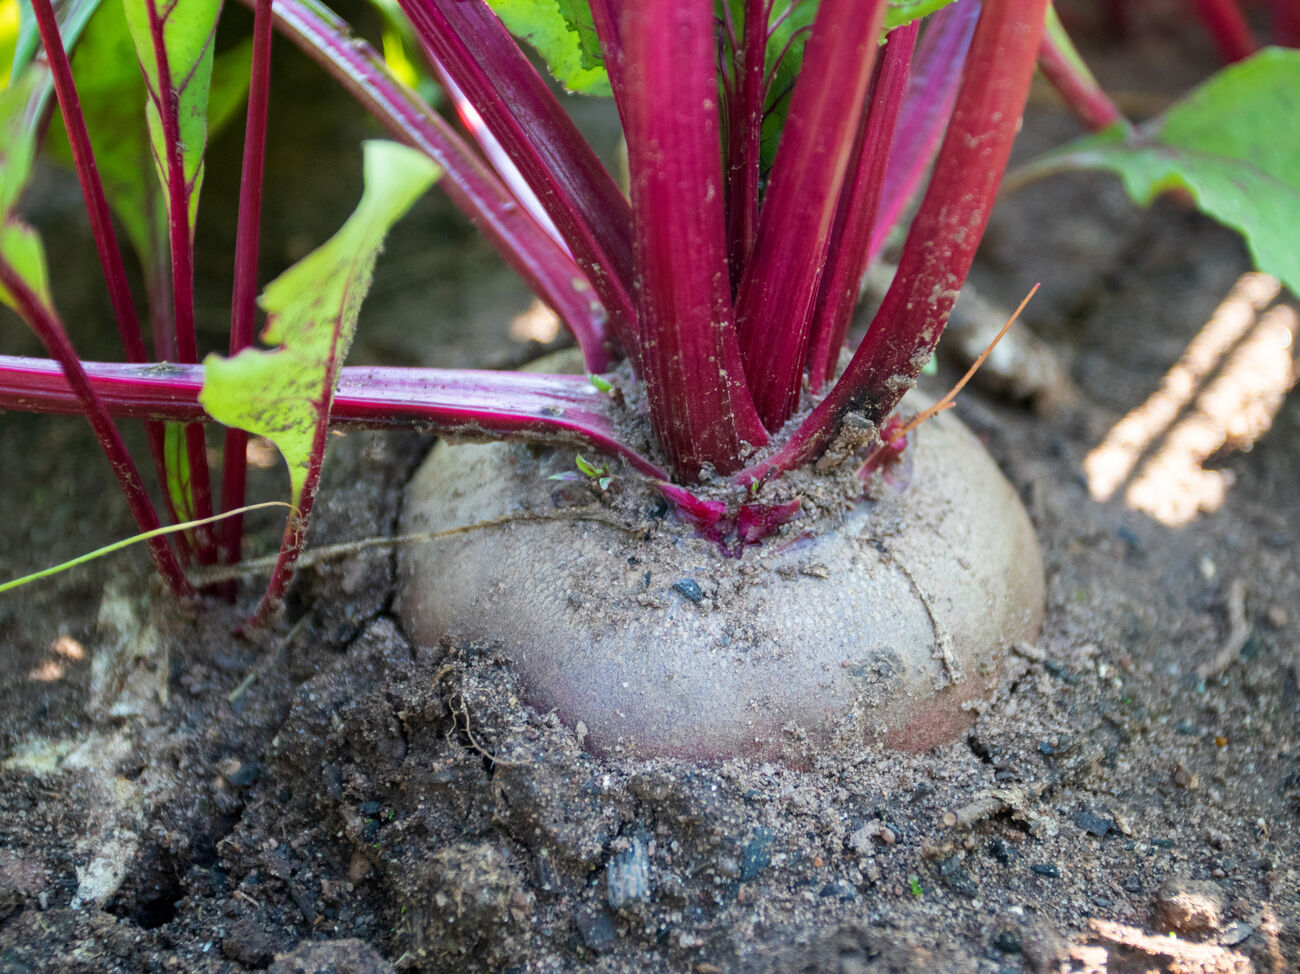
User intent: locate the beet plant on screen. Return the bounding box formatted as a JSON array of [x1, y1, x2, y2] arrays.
[[1, 0, 1297, 757]]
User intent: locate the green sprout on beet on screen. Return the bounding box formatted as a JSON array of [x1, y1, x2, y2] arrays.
[[587, 373, 616, 395], [549, 454, 612, 492]]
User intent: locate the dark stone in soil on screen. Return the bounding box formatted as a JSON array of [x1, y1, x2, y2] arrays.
[[1031, 863, 1061, 878], [740, 827, 775, 881], [938, 856, 979, 898], [988, 838, 1017, 864], [535, 853, 561, 895], [575, 907, 618, 954], [225, 761, 261, 789], [1043, 660, 1076, 683], [993, 928, 1024, 954], [1073, 811, 1114, 837], [672, 578, 704, 604], [221, 914, 282, 967], [818, 881, 856, 901]]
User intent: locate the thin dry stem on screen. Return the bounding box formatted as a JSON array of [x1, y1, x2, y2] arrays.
[[895, 283, 1040, 440]]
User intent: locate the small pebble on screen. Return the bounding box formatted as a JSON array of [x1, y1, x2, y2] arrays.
[[818, 881, 856, 901], [535, 854, 560, 893], [347, 851, 371, 884], [575, 908, 618, 953], [715, 856, 741, 879], [1222, 921, 1253, 946], [1043, 660, 1076, 683], [1073, 812, 1113, 838], [938, 856, 978, 898], [607, 836, 651, 910], [1031, 863, 1060, 878], [740, 828, 774, 881], [987, 839, 1014, 864], [224, 761, 260, 789], [1154, 877, 1224, 935], [992, 929, 1023, 954], [672, 578, 704, 603]]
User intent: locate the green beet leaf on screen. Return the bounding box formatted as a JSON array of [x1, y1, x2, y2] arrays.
[[200, 141, 440, 508], [1020, 47, 1300, 295], [11, 0, 103, 90], [883, 0, 959, 30], [487, 0, 609, 95], [0, 220, 51, 313], [0, 70, 34, 217], [0, 70, 52, 314], [123, 0, 223, 233], [45, 0, 249, 267]]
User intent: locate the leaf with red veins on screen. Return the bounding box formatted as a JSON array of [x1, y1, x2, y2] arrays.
[[124, 0, 223, 234]]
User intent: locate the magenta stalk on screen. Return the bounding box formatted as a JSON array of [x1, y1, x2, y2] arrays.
[[0, 275, 192, 597], [737, 0, 1052, 487], [264, 0, 614, 372], [141, 0, 217, 562], [1192, 0, 1259, 62], [29, 0, 149, 364], [724, 0, 771, 279], [805, 20, 918, 390], [396, 0, 637, 348], [0, 356, 669, 480], [1038, 6, 1129, 132], [30, 0, 182, 557], [866, 0, 979, 266], [733, 0, 887, 430], [219, 0, 275, 567], [612, 0, 768, 478]]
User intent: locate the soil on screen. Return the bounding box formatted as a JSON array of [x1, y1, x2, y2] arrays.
[[2, 9, 1299, 974]]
